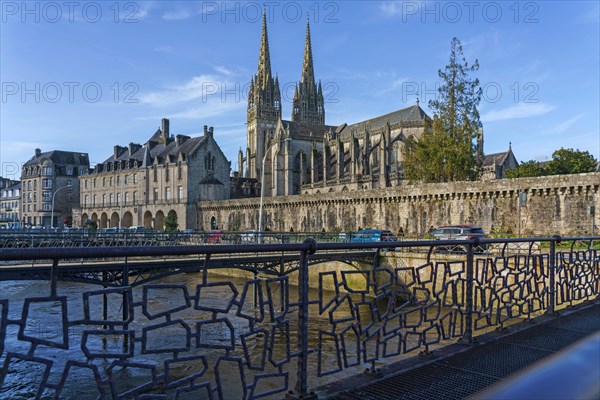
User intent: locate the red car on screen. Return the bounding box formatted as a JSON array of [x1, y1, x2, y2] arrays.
[[208, 230, 222, 244]]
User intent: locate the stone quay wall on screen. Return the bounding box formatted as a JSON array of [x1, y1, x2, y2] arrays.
[[197, 173, 600, 236]]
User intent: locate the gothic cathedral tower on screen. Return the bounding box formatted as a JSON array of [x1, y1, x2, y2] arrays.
[[246, 12, 281, 180], [292, 21, 325, 125]]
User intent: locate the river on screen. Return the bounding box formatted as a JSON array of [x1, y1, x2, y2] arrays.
[[0, 268, 453, 399]]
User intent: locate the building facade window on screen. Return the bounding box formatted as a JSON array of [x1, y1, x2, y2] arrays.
[[165, 187, 171, 201], [84, 195, 88, 207], [42, 203, 51, 211], [117, 193, 121, 206], [66, 167, 73, 176], [124, 192, 129, 205], [178, 186, 183, 202], [42, 191, 51, 201], [42, 166, 53, 176], [132, 191, 137, 204], [165, 165, 170, 181], [109, 194, 113, 206], [102, 194, 106, 207], [153, 188, 158, 203], [42, 179, 52, 189], [93, 195, 97, 207]]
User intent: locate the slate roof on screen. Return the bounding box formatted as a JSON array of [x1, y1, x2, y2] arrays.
[[483, 151, 511, 167], [279, 120, 336, 140], [101, 131, 206, 165], [199, 176, 224, 185], [338, 104, 431, 136], [24, 150, 89, 167]]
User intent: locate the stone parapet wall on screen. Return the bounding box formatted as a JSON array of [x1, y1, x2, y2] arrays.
[[198, 173, 600, 236]]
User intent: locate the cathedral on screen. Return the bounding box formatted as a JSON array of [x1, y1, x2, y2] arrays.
[[239, 13, 433, 197]]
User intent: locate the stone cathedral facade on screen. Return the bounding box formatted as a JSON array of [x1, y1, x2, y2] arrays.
[[239, 13, 433, 197]]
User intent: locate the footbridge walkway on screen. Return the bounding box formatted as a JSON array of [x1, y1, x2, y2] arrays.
[[0, 235, 598, 399]]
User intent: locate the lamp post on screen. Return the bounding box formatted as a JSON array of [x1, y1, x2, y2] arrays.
[[51, 183, 71, 229], [258, 138, 290, 238], [120, 174, 128, 229]]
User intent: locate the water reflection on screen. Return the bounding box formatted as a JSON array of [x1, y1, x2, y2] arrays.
[[0, 270, 454, 399]]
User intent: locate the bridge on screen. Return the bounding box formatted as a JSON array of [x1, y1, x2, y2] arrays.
[[0, 235, 598, 399]]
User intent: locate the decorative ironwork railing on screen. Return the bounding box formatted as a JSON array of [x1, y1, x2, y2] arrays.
[[0, 236, 598, 399]]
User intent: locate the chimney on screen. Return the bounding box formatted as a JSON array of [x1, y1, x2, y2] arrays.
[[208, 126, 214, 138], [35, 148, 41, 157], [203, 125, 208, 136], [161, 118, 170, 140], [176, 134, 190, 146], [129, 143, 141, 157], [114, 145, 127, 160]]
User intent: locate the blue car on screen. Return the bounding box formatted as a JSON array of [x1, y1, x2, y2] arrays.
[[351, 229, 397, 249]]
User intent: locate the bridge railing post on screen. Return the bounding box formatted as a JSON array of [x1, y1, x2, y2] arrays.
[[462, 242, 474, 343], [547, 236, 559, 315], [288, 239, 317, 400]]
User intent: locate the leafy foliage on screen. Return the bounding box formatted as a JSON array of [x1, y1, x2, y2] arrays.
[[84, 220, 98, 231], [505, 148, 597, 178], [165, 213, 178, 232], [546, 148, 597, 175], [505, 160, 546, 178], [402, 37, 482, 182]]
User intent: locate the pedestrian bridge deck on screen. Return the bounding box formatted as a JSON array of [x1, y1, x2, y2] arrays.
[[323, 302, 600, 400]]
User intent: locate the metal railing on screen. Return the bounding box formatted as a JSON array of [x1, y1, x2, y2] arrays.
[[0, 236, 598, 399]]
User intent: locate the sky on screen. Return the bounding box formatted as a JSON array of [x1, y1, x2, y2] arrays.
[[1, 0, 599, 179]]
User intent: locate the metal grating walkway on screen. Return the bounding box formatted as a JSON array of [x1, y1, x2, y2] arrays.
[[329, 303, 600, 400]]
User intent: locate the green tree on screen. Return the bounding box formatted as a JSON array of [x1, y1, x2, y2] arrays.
[[403, 37, 482, 182], [164, 213, 178, 232], [546, 148, 597, 175], [85, 220, 98, 231], [505, 160, 546, 178]]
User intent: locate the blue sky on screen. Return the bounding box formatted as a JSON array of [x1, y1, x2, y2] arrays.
[[1, 1, 599, 179]]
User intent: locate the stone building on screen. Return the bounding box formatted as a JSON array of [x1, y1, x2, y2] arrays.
[[482, 144, 519, 180], [239, 14, 433, 198], [20, 149, 89, 227], [78, 119, 230, 230], [0, 180, 20, 229]]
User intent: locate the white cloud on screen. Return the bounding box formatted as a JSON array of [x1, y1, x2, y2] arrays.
[[547, 113, 585, 134], [213, 66, 236, 76], [380, 1, 403, 16], [162, 9, 192, 21], [481, 103, 555, 123]]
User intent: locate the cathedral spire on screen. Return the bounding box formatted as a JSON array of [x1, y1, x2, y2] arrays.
[[292, 20, 325, 125], [256, 10, 272, 89], [301, 19, 315, 85]]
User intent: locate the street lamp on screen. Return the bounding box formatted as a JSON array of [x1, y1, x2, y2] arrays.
[[120, 174, 128, 229], [50, 183, 71, 229], [258, 138, 290, 238]]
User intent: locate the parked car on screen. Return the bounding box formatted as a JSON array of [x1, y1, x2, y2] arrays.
[[208, 230, 222, 244], [351, 229, 397, 250], [430, 225, 488, 252], [240, 229, 259, 244]]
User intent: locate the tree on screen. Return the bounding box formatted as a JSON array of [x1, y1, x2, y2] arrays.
[[164, 213, 178, 232], [505, 148, 597, 178], [505, 160, 546, 178], [546, 148, 597, 175], [85, 220, 98, 231], [403, 37, 483, 182]]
